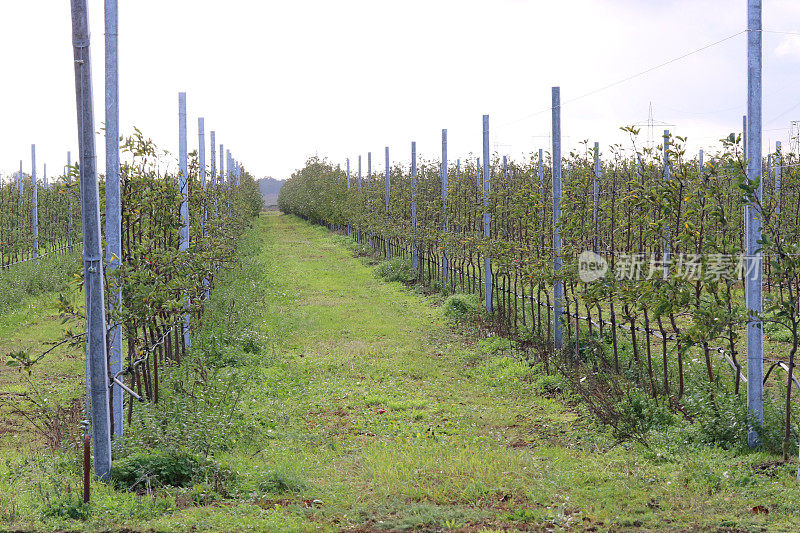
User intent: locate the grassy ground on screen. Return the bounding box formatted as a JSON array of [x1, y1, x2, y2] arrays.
[[2, 213, 800, 531]]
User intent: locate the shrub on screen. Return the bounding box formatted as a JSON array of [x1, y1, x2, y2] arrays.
[[681, 386, 786, 453], [613, 388, 676, 442], [374, 257, 416, 283], [110, 451, 235, 493], [442, 293, 482, 321], [42, 494, 90, 520]]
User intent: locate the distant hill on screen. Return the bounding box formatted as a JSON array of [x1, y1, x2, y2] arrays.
[[258, 177, 284, 195], [258, 177, 284, 208]]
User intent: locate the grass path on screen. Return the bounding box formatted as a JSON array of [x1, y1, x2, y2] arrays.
[[202, 213, 798, 531]]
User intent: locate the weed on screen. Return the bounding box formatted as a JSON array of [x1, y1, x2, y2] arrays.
[[375, 256, 416, 283], [255, 466, 310, 496], [442, 293, 482, 321], [110, 451, 235, 494]]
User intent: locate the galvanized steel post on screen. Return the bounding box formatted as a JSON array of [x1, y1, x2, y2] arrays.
[[746, 0, 764, 448], [67, 151, 73, 253], [385, 146, 390, 258], [178, 93, 190, 348], [482, 115, 492, 314], [71, 0, 112, 480], [411, 141, 418, 271], [442, 129, 448, 283], [105, 0, 123, 437], [552, 87, 563, 351], [775, 141, 781, 215], [210, 131, 216, 188], [31, 145, 38, 258], [663, 130, 671, 277], [593, 142, 600, 253], [346, 158, 351, 236]]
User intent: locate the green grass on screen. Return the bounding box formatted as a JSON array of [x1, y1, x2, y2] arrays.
[[2, 213, 800, 531]]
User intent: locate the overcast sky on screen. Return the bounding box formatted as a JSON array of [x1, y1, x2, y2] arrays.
[[2, 0, 800, 181]]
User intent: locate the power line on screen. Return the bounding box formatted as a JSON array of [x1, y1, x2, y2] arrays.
[[498, 30, 746, 129]]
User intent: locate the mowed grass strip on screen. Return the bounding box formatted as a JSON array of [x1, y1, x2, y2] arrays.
[[218, 213, 800, 532]]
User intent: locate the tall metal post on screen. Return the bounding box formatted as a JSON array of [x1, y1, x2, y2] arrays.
[[178, 93, 190, 348], [385, 146, 390, 258], [746, 0, 764, 448], [199, 118, 206, 235], [70, 0, 112, 480], [411, 141, 418, 270], [368, 152, 373, 249], [31, 145, 39, 258], [358, 154, 363, 242], [663, 130, 671, 277], [593, 142, 600, 253], [552, 87, 563, 351], [105, 0, 123, 437], [743, 115, 749, 255], [346, 158, 351, 236], [538, 148, 544, 189], [67, 151, 73, 253], [44, 164, 49, 189], [442, 129, 448, 283], [482, 115, 492, 314], [219, 143, 224, 184], [775, 141, 781, 215], [210, 131, 216, 188]]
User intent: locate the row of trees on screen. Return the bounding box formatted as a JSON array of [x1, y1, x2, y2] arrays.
[[0, 171, 77, 266]]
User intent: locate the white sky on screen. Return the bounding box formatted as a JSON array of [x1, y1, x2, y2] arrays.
[[1, 0, 800, 181]]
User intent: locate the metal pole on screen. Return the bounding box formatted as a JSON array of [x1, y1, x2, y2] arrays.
[[663, 130, 671, 277], [482, 115, 492, 314], [411, 141, 418, 271], [31, 144, 38, 259], [210, 131, 216, 188], [368, 152, 373, 249], [70, 0, 112, 480], [746, 0, 763, 448], [178, 93, 190, 348], [44, 164, 48, 189], [67, 151, 73, 253], [346, 158, 351, 236], [358, 154, 362, 242], [385, 146, 390, 258], [199, 118, 206, 237], [552, 87, 563, 351], [743, 115, 749, 255], [593, 142, 600, 253], [775, 141, 781, 215], [219, 143, 224, 184], [105, 0, 123, 437], [442, 129, 448, 283], [538, 148, 544, 189]]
